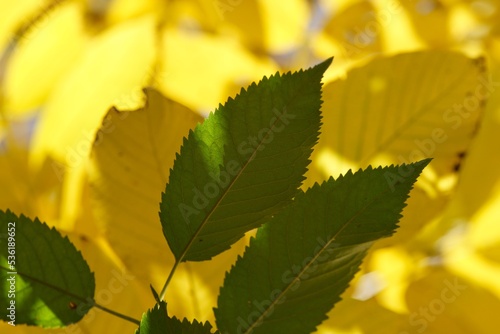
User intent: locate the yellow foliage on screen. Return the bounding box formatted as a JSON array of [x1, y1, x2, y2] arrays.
[[4, 1, 87, 116], [29, 14, 157, 167], [1, 0, 500, 332]]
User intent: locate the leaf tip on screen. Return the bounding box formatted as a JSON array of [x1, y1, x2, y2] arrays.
[[312, 57, 334, 76]]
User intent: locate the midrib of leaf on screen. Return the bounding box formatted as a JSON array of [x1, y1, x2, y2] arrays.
[[359, 59, 474, 164], [242, 185, 394, 334], [146, 106, 169, 185], [0, 265, 141, 325], [0, 265, 86, 303], [184, 105, 298, 253], [159, 103, 302, 301]]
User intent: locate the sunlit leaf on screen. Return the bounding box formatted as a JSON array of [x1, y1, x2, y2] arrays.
[[161, 58, 331, 262]]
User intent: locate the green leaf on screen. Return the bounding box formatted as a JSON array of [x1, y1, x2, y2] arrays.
[[214, 159, 430, 334], [160, 58, 333, 262], [137, 301, 218, 334], [0, 210, 95, 327]]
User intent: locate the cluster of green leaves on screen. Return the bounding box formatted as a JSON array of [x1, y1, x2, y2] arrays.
[[0, 59, 428, 333]]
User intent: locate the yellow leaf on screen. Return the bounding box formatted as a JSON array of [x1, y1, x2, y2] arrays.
[[30, 15, 157, 168], [415, 68, 500, 244], [89, 87, 201, 288], [88, 89, 247, 322], [308, 51, 484, 180], [3, 1, 87, 116]]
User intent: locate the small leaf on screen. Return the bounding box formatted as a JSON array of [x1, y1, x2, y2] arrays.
[[150, 284, 160, 304], [0, 210, 95, 327], [215, 159, 430, 334], [136, 301, 168, 334], [137, 301, 218, 334], [161, 58, 333, 262]]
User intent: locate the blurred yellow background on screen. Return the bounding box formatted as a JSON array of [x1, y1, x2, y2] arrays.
[[1, 0, 500, 333]]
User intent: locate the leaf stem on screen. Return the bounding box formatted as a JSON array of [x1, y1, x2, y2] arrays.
[[159, 259, 180, 301], [92, 302, 141, 326]]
